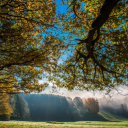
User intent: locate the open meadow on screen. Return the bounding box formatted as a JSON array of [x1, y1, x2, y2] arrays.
[[0, 112, 128, 128], [0, 120, 128, 128]]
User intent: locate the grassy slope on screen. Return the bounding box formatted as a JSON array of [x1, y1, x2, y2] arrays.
[[0, 112, 128, 128], [99, 111, 128, 121]]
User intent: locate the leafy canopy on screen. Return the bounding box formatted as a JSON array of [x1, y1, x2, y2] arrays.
[[0, 0, 127, 93], [84, 97, 99, 114], [53, 0, 128, 92], [0, 0, 66, 94]]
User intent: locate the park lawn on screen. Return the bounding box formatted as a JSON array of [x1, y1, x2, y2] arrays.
[[0, 120, 128, 128]]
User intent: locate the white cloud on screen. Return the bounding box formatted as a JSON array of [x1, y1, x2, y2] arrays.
[[38, 80, 53, 86]]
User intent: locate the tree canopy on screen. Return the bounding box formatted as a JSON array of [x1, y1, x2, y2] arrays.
[[0, 93, 13, 119], [84, 98, 99, 114], [0, 0, 66, 93], [0, 0, 127, 93], [53, 0, 128, 92]]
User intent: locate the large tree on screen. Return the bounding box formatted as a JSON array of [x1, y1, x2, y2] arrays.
[[0, 0, 127, 93], [84, 98, 99, 114], [0, 0, 66, 93], [0, 93, 13, 120], [53, 0, 128, 92]]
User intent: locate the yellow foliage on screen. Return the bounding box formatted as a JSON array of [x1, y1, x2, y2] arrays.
[[0, 93, 13, 116], [0, 0, 66, 94]]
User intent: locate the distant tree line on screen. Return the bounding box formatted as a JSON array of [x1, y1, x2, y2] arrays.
[[13, 94, 100, 121], [0, 93, 128, 121], [0, 93, 100, 121], [20, 94, 85, 121]]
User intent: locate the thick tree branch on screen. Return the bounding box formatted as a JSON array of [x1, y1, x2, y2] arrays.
[[71, 0, 122, 84], [78, 1, 120, 69], [87, 0, 120, 46]]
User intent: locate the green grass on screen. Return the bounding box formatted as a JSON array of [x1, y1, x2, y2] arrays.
[[99, 111, 128, 121], [0, 120, 128, 128], [0, 112, 128, 128]]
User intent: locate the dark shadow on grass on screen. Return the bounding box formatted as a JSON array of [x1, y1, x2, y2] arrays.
[[9, 119, 122, 123], [9, 113, 124, 123]]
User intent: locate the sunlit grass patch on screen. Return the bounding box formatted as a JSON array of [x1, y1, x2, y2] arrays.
[[99, 111, 128, 121]]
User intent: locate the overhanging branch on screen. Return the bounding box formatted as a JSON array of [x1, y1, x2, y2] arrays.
[[72, 0, 121, 82]]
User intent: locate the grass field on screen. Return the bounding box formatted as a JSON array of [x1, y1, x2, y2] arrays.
[[0, 120, 128, 128], [0, 112, 128, 128]]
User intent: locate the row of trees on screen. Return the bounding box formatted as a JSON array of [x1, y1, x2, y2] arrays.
[[0, 0, 127, 93], [21, 94, 100, 120], [1, 93, 128, 121], [0, 93, 99, 121]]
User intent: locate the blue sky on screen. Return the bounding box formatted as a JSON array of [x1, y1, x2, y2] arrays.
[[56, 0, 68, 14]]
